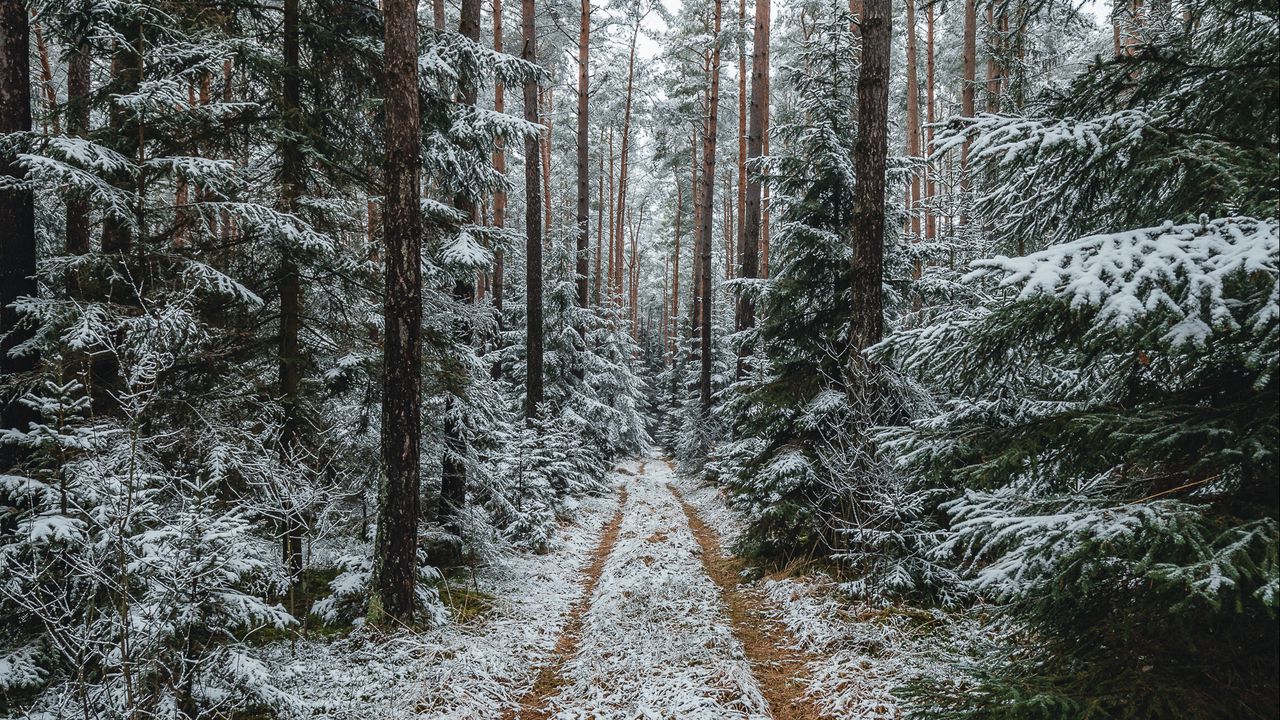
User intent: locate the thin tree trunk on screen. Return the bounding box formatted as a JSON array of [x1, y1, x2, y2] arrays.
[[65, 32, 91, 257], [614, 22, 640, 304], [689, 127, 701, 329], [522, 0, 544, 419], [492, 0, 507, 316], [849, 0, 890, 353], [370, 0, 423, 626], [698, 0, 723, 417], [279, 0, 306, 612], [32, 20, 57, 135], [437, 0, 484, 563], [541, 86, 552, 238], [961, 0, 976, 180], [434, 0, 446, 29], [735, 0, 746, 290], [0, 0, 36, 471], [905, 0, 921, 274], [924, 1, 936, 241], [607, 127, 616, 301], [575, 0, 591, 314], [102, 21, 143, 255], [739, 0, 767, 339], [594, 127, 604, 305], [671, 176, 682, 349]]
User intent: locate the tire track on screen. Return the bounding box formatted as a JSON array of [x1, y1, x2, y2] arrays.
[[669, 480, 829, 720], [503, 481, 629, 719]]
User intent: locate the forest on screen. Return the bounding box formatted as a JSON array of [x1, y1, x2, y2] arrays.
[[0, 0, 1276, 717]]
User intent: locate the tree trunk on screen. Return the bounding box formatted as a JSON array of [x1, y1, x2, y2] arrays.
[[960, 0, 976, 178], [607, 127, 616, 301], [689, 127, 701, 329], [698, 0, 723, 417], [279, 0, 306, 612], [541, 86, 552, 238], [102, 20, 143, 255], [740, 0, 768, 359], [0, 0, 36, 472], [671, 176, 682, 350], [905, 0, 921, 276], [924, 1, 936, 241], [735, 0, 746, 290], [369, 0, 423, 626], [849, 0, 890, 353], [492, 0, 507, 317], [437, 0, 484, 564], [614, 22, 639, 305], [575, 0, 591, 314], [594, 127, 605, 306], [522, 0, 544, 420], [65, 32, 91, 257]]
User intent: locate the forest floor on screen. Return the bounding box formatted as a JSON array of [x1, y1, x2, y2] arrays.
[[259, 455, 946, 718]]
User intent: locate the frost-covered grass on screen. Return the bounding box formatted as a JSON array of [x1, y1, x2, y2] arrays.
[[251, 489, 618, 718], [546, 460, 769, 720], [670, 465, 982, 720]]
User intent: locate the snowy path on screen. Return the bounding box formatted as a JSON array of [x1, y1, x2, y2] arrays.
[[529, 458, 770, 720]]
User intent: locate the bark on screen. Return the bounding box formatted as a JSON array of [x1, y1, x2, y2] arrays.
[[102, 20, 143, 254], [960, 0, 976, 179], [689, 127, 701, 328], [437, 0, 484, 564], [735, 0, 746, 289], [65, 33, 91, 257], [594, 127, 605, 305], [0, 0, 35, 472], [607, 127, 616, 300], [522, 0, 544, 420], [849, 0, 890, 353], [698, 0, 723, 417], [32, 21, 56, 135], [492, 0, 507, 316], [614, 22, 640, 304], [924, 1, 936, 241], [575, 0, 591, 312], [541, 86, 552, 237], [905, 0, 922, 288], [985, 5, 1002, 113], [279, 0, 306, 608], [370, 0, 423, 626], [671, 176, 682, 349], [738, 0, 767, 344]]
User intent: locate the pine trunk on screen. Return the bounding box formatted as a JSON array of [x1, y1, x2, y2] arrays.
[[739, 0, 767, 339], [905, 0, 921, 272], [698, 0, 723, 416], [279, 0, 306, 608], [522, 0, 544, 420], [0, 0, 36, 472], [65, 34, 91, 257], [492, 0, 506, 316], [575, 0, 591, 312], [370, 0, 423, 626], [849, 0, 890, 353]]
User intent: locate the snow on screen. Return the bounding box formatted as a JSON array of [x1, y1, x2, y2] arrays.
[[252, 486, 618, 718], [546, 460, 769, 720], [670, 463, 981, 720], [967, 216, 1279, 347]]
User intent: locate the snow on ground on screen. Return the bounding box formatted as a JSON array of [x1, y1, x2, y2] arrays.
[[545, 459, 770, 720], [670, 463, 978, 720], [253, 477, 621, 719]]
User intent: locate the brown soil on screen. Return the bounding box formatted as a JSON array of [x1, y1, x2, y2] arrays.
[[502, 483, 630, 720], [668, 482, 830, 720]]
